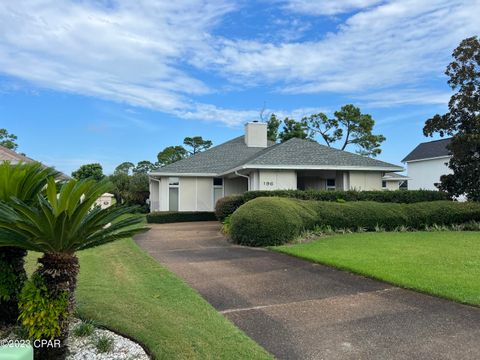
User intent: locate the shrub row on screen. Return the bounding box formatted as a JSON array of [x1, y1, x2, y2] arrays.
[[229, 198, 480, 246], [215, 190, 449, 221], [146, 211, 217, 224]]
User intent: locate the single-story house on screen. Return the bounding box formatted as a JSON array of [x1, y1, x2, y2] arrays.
[[402, 138, 451, 190], [149, 122, 404, 212]]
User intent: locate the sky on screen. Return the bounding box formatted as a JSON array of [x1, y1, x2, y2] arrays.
[[0, 0, 479, 175]]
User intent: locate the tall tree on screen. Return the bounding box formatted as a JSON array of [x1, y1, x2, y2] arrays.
[[279, 117, 310, 142], [0, 128, 18, 151], [266, 114, 281, 142], [423, 36, 480, 200], [114, 161, 135, 175], [133, 160, 155, 174], [303, 105, 386, 157], [183, 136, 212, 155], [157, 146, 188, 166], [71, 163, 104, 181]]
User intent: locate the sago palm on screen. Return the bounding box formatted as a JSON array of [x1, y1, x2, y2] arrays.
[[0, 177, 146, 359], [0, 161, 60, 325]]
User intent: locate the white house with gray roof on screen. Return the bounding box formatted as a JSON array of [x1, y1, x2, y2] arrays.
[[149, 122, 404, 212], [402, 138, 451, 190]]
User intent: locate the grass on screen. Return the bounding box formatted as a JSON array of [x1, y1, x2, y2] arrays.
[[273, 231, 480, 306], [26, 238, 271, 359]]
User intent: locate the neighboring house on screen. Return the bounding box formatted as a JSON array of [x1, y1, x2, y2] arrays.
[[149, 122, 404, 212], [0, 145, 37, 164], [402, 138, 451, 190], [95, 192, 115, 209]]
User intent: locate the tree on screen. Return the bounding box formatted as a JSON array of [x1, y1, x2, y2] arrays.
[[71, 163, 104, 181], [0, 162, 60, 326], [423, 36, 480, 200], [114, 161, 135, 175], [266, 114, 281, 142], [109, 172, 130, 204], [133, 160, 155, 174], [0, 178, 146, 359], [302, 105, 385, 157], [279, 117, 310, 142], [0, 128, 18, 151], [128, 173, 149, 205], [157, 146, 188, 167], [183, 136, 212, 155]]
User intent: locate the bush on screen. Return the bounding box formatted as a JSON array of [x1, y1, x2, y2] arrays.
[[18, 275, 69, 340], [242, 189, 450, 203], [146, 211, 216, 224], [215, 195, 245, 221], [215, 190, 449, 220], [229, 197, 480, 246]]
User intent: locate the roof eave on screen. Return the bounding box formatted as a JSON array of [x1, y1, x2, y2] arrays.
[[221, 164, 404, 175]]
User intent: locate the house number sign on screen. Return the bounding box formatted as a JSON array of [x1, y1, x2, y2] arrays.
[[263, 181, 274, 186]]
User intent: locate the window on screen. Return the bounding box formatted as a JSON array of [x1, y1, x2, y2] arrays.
[[326, 178, 336, 191], [382, 180, 387, 188], [168, 177, 179, 211], [213, 178, 224, 206]]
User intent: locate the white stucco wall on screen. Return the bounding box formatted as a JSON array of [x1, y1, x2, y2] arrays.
[[384, 180, 400, 190], [196, 177, 214, 211], [224, 177, 248, 195], [406, 157, 451, 190], [179, 177, 197, 211], [349, 171, 383, 190], [257, 170, 297, 190], [149, 179, 160, 211]]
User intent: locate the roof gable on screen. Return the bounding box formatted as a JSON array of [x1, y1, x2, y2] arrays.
[[402, 138, 451, 162], [0, 145, 36, 163]]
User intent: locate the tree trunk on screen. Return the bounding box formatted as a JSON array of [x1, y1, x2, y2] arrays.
[[34, 252, 79, 360], [0, 246, 27, 326]]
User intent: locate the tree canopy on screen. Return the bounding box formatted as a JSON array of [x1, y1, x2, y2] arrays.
[[156, 136, 213, 167], [71, 163, 104, 181], [423, 36, 480, 200], [269, 105, 385, 157], [0, 129, 18, 151], [183, 136, 212, 155]]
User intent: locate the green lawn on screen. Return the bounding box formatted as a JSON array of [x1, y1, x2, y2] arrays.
[[273, 231, 480, 306], [26, 238, 271, 359]]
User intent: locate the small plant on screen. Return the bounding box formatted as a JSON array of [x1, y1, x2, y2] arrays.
[[221, 215, 232, 235], [93, 334, 114, 353], [374, 224, 385, 232], [72, 321, 95, 337]]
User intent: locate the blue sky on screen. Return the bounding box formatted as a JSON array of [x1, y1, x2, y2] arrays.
[[0, 0, 478, 175]]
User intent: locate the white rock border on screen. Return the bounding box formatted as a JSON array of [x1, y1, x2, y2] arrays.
[[1, 319, 150, 360]]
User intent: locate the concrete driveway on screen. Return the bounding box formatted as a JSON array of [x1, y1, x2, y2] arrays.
[[135, 222, 480, 360]]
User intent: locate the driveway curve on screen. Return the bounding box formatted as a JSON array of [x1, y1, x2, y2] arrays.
[[135, 221, 480, 360]]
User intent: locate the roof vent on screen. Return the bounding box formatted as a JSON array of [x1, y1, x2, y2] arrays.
[[244, 122, 267, 148]]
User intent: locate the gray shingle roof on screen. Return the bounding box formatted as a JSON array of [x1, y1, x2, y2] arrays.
[[152, 136, 402, 175], [382, 172, 409, 180], [243, 138, 402, 170], [402, 138, 451, 162], [151, 136, 272, 174]]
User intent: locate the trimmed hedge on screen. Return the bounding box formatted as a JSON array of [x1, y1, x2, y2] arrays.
[[229, 197, 480, 246], [215, 189, 449, 220], [215, 195, 245, 221], [147, 211, 217, 224]]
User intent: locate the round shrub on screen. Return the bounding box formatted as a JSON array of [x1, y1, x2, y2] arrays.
[[229, 197, 317, 246], [214, 195, 245, 221]]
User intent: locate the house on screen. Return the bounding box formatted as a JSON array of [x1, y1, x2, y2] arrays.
[[149, 122, 404, 212], [382, 172, 409, 190], [402, 138, 451, 190], [95, 193, 115, 209]]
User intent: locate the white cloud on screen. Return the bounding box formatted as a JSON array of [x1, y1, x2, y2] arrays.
[[0, 0, 478, 126], [283, 0, 384, 16], [203, 0, 480, 97]]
